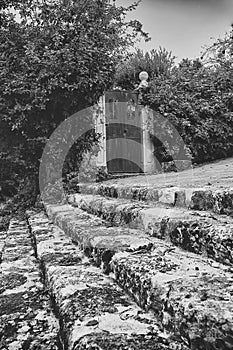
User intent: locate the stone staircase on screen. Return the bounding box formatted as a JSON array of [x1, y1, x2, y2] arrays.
[[1, 179, 233, 349], [67, 192, 233, 267], [0, 219, 60, 349], [66, 182, 233, 349], [0, 213, 188, 350]]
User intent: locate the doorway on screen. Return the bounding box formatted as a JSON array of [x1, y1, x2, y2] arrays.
[[105, 91, 143, 173]]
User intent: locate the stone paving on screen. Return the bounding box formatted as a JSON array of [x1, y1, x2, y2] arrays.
[[0, 220, 60, 349], [2, 157, 233, 349], [68, 194, 233, 266], [27, 211, 188, 350], [44, 200, 233, 350]]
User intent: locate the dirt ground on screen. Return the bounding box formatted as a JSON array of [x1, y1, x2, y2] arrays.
[[105, 157, 233, 189]]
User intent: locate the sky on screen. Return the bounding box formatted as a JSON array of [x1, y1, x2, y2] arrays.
[[117, 0, 233, 62]]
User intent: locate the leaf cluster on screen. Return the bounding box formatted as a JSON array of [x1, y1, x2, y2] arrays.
[[0, 0, 147, 207], [142, 54, 233, 164], [115, 47, 175, 90]]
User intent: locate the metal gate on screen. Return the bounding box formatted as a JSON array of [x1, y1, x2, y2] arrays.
[[105, 90, 143, 173]]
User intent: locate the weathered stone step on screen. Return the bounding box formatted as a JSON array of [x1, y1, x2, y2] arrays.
[[28, 211, 188, 350], [45, 204, 155, 273], [77, 182, 233, 217], [68, 193, 233, 266], [0, 219, 60, 349], [45, 203, 231, 272], [0, 229, 7, 263], [110, 249, 233, 350], [31, 208, 233, 349]]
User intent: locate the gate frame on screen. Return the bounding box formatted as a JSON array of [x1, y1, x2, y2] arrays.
[[94, 90, 156, 174]]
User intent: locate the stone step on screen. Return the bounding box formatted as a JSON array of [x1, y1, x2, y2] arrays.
[[0, 219, 60, 350], [77, 182, 233, 217], [33, 207, 233, 349], [68, 193, 233, 266], [45, 204, 155, 273], [110, 249, 233, 350], [0, 230, 7, 263], [28, 211, 188, 350]]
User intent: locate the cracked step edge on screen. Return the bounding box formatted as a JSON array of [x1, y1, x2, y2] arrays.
[[30, 207, 233, 349], [77, 183, 233, 217], [27, 211, 188, 350], [67, 194, 233, 266], [0, 219, 61, 350]]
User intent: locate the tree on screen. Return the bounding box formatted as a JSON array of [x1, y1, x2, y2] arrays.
[[115, 47, 175, 90], [0, 0, 148, 208], [201, 24, 233, 68], [142, 55, 233, 164]]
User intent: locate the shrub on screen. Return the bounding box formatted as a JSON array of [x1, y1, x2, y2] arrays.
[[142, 57, 233, 164]]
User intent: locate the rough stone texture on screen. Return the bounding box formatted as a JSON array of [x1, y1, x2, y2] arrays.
[[77, 183, 233, 217], [28, 210, 233, 349], [0, 220, 60, 350], [28, 212, 188, 350], [78, 183, 178, 205], [110, 249, 233, 349], [0, 230, 7, 263], [44, 204, 156, 273], [68, 194, 233, 266], [47, 265, 188, 350]]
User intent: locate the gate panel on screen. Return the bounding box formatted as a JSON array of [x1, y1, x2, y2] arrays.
[[105, 91, 143, 173]]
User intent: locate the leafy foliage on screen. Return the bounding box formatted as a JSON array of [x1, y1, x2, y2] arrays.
[[0, 0, 147, 209], [115, 47, 175, 90], [201, 24, 233, 68], [142, 54, 233, 164], [114, 25, 233, 165]]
